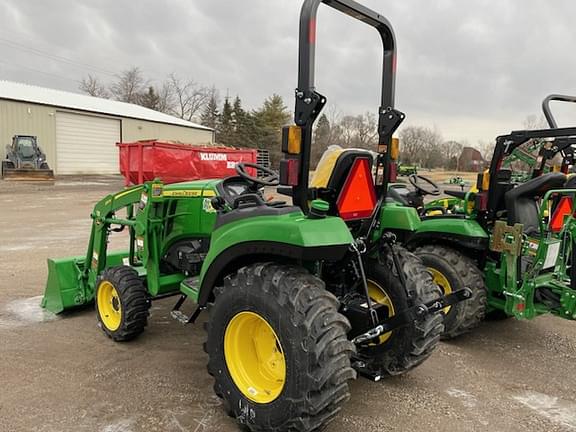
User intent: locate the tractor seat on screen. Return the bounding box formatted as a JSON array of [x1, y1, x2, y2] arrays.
[[311, 147, 374, 190], [18, 144, 36, 159], [505, 172, 566, 235], [310, 148, 375, 216]]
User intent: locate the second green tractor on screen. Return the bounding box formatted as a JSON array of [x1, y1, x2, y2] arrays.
[[376, 94, 576, 338]]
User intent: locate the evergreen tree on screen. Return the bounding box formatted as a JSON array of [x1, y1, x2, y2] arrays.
[[254, 94, 291, 164], [231, 96, 261, 148], [257, 94, 291, 128], [218, 98, 235, 145], [138, 86, 161, 110], [232, 96, 245, 122], [200, 90, 220, 130], [312, 114, 331, 165]]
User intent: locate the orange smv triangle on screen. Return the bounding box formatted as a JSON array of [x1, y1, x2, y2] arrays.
[[550, 196, 573, 232], [336, 157, 377, 221]]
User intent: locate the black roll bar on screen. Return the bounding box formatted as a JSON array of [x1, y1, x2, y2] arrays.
[[542, 94, 576, 129], [291, 0, 400, 210], [297, 0, 397, 110]]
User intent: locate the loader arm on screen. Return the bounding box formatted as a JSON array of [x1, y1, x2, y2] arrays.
[[85, 185, 145, 285], [42, 185, 146, 313]]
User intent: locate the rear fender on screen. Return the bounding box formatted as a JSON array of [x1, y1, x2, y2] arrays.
[[196, 211, 353, 305], [374, 203, 421, 235], [406, 217, 489, 251]]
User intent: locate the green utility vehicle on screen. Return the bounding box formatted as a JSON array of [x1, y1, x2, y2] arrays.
[[42, 1, 465, 431], [382, 94, 576, 338]]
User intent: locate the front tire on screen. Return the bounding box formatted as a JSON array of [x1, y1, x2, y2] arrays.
[[2, 160, 14, 175], [358, 245, 444, 376], [415, 245, 487, 339], [95, 266, 150, 341], [205, 263, 356, 432]]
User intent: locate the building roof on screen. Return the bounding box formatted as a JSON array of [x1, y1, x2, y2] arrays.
[[0, 80, 212, 131]]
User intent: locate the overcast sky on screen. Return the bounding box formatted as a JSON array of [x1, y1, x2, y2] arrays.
[[1, 0, 576, 145]]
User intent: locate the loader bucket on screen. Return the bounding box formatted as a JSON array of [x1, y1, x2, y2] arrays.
[[2, 168, 54, 181], [41, 256, 89, 314]]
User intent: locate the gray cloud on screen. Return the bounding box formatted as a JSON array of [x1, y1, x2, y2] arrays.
[[1, 0, 575, 145]]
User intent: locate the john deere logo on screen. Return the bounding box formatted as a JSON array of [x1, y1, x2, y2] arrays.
[[200, 153, 227, 161]]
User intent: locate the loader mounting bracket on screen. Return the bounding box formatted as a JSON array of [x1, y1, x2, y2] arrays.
[[490, 221, 524, 256]]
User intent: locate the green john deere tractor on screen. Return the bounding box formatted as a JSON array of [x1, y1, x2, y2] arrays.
[[379, 94, 576, 338], [42, 1, 467, 431]]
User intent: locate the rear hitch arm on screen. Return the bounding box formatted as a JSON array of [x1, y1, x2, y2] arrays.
[[351, 288, 472, 345]]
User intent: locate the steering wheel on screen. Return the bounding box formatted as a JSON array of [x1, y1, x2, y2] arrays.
[[408, 174, 440, 196], [236, 162, 279, 187]]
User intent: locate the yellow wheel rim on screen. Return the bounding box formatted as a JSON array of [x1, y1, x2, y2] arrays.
[[428, 268, 452, 314], [367, 279, 395, 345], [224, 311, 286, 404], [97, 281, 122, 331]]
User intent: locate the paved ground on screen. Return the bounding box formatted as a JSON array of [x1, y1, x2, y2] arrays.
[[1, 177, 576, 432]]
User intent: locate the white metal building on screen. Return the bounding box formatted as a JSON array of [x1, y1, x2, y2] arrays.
[[0, 81, 214, 175]]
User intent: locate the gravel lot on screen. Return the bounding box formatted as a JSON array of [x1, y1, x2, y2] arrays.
[[1, 177, 576, 432]]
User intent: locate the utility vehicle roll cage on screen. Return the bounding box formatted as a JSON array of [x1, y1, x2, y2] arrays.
[[286, 0, 405, 210]]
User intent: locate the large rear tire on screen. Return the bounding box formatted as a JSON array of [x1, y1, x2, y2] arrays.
[[95, 266, 150, 341], [358, 245, 444, 376], [415, 245, 487, 339], [205, 263, 356, 432]]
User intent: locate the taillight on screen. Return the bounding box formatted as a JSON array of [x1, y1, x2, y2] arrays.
[[279, 158, 300, 186]]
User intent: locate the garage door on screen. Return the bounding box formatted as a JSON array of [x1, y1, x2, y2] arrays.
[[56, 112, 121, 174]]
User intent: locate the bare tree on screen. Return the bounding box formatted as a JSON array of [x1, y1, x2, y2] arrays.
[[523, 114, 548, 130], [339, 115, 357, 147], [110, 67, 147, 104], [325, 105, 344, 145], [156, 81, 174, 114], [79, 75, 109, 98], [442, 140, 464, 170], [399, 126, 443, 168], [477, 140, 495, 162], [167, 73, 210, 121], [337, 114, 377, 148], [354, 112, 378, 148]]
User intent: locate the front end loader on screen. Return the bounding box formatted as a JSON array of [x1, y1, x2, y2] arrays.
[[42, 1, 465, 431]]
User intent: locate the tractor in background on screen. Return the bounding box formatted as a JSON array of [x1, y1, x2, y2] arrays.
[[398, 162, 418, 176], [2, 135, 54, 180], [381, 94, 576, 337], [42, 1, 467, 431]]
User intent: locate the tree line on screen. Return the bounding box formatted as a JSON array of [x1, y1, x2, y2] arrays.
[[79, 67, 391, 165], [80, 67, 217, 122], [80, 67, 546, 170], [397, 126, 464, 170], [81, 68, 296, 163]]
